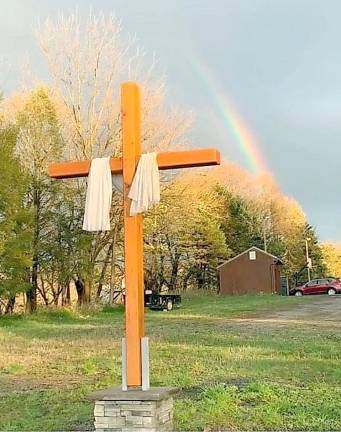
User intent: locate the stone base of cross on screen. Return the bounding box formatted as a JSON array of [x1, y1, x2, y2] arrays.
[[49, 82, 220, 389]]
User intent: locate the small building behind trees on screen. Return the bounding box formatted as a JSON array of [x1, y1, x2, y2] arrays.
[[218, 246, 282, 295]]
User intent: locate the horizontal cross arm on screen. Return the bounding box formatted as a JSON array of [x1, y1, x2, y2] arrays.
[[48, 148, 220, 179], [157, 148, 220, 170], [48, 158, 122, 179]]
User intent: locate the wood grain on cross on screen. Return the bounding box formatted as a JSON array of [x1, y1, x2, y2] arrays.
[[49, 82, 221, 387]]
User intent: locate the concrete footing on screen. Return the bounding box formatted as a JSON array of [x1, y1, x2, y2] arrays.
[[89, 387, 177, 432]]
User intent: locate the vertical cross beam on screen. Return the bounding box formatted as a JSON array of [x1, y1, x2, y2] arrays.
[[121, 82, 145, 387]]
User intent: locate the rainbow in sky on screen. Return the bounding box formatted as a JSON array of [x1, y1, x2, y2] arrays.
[[190, 58, 268, 175]]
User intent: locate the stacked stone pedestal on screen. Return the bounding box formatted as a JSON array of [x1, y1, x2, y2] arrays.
[[89, 387, 177, 432]]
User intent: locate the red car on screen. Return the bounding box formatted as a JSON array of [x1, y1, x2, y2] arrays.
[[291, 278, 341, 296]]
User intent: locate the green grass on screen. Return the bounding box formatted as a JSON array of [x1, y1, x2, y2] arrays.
[[0, 294, 340, 431]]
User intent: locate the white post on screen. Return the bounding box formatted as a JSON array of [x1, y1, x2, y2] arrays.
[[121, 338, 127, 391], [305, 238, 311, 282], [141, 337, 150, 391]]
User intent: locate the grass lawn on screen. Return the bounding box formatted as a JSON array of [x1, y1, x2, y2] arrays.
[[0, 293, 340, 431]]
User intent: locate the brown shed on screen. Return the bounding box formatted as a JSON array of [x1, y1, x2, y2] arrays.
[[218, 246, 282, 295]]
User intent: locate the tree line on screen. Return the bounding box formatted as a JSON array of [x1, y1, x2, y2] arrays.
[[0, 13, 335, 313]]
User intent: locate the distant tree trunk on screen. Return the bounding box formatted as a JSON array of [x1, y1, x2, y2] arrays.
[[75, 278, 85, 306], [169, 252, 180, 290], [62, 283, 71, 306], [25, 285, 36, 313], [75, 278, 92, 305], [5, 296, 16, 315], [158, 254, 166, 292], [26, 253, 38, 313], [38, 274, 49, 306], [67, 286, 71, 305], [182, 269, 193, 291], [196, 264, 206, 290], [165, 237, 180, 291], [53, 286, 59, 306], [96, 243, 113, 299], [84, 280, 92, 304], [109, 244, 116, 305], [26, 185, 40, 314]]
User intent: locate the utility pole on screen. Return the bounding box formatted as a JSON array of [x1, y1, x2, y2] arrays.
[[263, 215, 270, 252], [305, 237, 311, 281]]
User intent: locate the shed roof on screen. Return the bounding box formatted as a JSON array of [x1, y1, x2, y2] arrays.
[[217, 246, 283, 270]]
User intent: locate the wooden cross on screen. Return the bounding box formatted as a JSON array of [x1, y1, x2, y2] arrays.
[[49, 82, 220, 388]]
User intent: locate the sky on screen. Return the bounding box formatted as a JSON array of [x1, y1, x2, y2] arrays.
[[1, 0, 341, 240]]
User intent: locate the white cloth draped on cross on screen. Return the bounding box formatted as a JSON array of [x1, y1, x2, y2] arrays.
[[82, 157, 112, 231], [82, 153, 160, 232]]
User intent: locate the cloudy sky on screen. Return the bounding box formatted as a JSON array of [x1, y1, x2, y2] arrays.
[[2, 0, 341, 240]]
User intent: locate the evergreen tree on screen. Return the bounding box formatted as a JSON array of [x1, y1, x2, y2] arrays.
[[218, 188, 263, 255], [16, 87, 63, 312], [0, 124, 32, 313]]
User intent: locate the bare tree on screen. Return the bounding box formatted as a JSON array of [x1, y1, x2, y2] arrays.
[[36, 12, 192, 159], [35, 12, 192, 303]]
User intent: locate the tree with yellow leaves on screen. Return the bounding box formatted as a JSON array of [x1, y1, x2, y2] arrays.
[[321, 242, 341, 278]]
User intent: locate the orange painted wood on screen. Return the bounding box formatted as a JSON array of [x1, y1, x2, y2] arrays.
[[47, 80, 222, 391], [48, 158, 123, 179], [48, 148, 220, 179], [157, 148, 221, 170], [121, 82, 145, 387]]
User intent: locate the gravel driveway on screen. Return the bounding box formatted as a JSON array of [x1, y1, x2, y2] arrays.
[[267, 295, 341, 322]]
